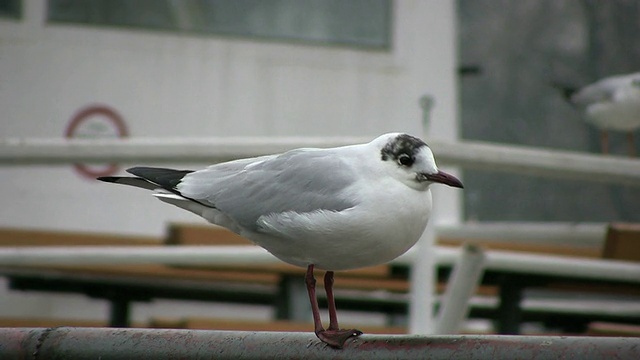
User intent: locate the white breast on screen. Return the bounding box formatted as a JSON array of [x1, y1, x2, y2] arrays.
[[245, 180, 433, 271], [585, 88, 640, 131]]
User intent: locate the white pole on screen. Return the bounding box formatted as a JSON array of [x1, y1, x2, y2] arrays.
[[408, 221, 437, 334], [434, 244, 486, 334]]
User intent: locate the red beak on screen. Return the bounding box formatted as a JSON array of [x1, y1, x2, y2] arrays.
[[423, 170, 464, 188]]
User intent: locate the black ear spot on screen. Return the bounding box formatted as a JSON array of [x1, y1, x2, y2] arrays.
[[397, 153, 414, 166]]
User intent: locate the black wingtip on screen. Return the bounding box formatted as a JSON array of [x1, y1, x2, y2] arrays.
[[126, 166, 149, 176], [550, 81, 578, 101], [124, 166, 193, 190], [96, 176, 119, 182]]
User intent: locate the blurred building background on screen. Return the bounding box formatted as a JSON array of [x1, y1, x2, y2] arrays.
[[0, 0, 458, 326], [0, 0, 458, 236], [459, 0, 640, 222], [0, 0, 638, 335]]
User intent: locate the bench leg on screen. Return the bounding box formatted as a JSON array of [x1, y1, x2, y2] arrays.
[[275, 275, 310, 321], [497, 276, 523, 334], [109, 298, 130, 327]]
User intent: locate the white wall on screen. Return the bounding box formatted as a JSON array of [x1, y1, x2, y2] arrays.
[[0, 0, 458, 322], [0, 0, 458, 236]]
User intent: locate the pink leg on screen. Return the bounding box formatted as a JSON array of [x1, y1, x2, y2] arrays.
[[305, 265, 362, 348], [601, 131, 609, 154], [324, 271, 340, 330], [628, 132, 636, 157], [304, 264, 324, 335]]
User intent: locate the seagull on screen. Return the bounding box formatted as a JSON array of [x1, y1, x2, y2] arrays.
[[98, 133, 463, 348], [554, 72, 640, 156]]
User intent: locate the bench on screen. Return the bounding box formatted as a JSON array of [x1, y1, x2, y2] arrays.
[[0, 226, 414, 331], [148, 317, 407, 334], [1, 223, 639, 335]]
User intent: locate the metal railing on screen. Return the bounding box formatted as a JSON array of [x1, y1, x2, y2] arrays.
[[1, 245, 638, 283], [1, 327, 639, 360], [1, 137, 639, 186], [1, 136, 640, 335]]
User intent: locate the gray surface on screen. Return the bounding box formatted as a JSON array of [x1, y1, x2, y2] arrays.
[[458, 0, 640, 222], [2, 327, 639, 360]]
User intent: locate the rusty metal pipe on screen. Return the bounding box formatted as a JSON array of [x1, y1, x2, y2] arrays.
[[1, 327, 638, 360]]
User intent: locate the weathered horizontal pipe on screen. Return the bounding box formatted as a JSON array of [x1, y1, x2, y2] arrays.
[[433, 139, 640, 186], [0, 245, 279, 267], [1, 246, 639, 284], [437, 222, 606, 247], [0, 137, 369, 165], [1, 137, 639, 186], [1, 327, 637, 360]]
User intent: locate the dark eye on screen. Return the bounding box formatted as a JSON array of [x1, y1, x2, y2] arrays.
[[397, 153, 414, 166]]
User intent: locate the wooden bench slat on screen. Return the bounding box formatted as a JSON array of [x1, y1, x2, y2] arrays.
[[8, 264, 399, 292], [587, 321, 640, 337], [149, 317, 407, 334], [438, 238, 602, 258], [166, 223, 252, 246], [0, 228, 160, 247], [602, 223, 640, 262], [13, 264, 281, 284], [0, 317, 144, 328]]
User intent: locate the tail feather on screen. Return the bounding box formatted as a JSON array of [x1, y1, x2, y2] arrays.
[[98, 166, 193, 194], [551, 81, 578, 101], [99, 166, 216, 210], [126, 167, 193, 191], [96, 176, 158, 190]]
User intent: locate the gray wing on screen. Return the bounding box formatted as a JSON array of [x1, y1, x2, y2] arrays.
[[177, 149, 358, 230], [572, 80, 616, 107], [572, 73, 640, 107]]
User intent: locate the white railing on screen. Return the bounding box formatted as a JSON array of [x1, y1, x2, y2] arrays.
[[1, 136, 639, 334], [2, 245, 638, 283], [437, 222, 607, 247], [1, 137, 640, 186]]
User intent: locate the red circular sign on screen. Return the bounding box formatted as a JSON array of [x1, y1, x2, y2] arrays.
[[65, 105, 129, 179]]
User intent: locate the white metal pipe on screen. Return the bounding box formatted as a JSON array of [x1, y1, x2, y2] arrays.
[[4, 328, 640, 359], [0, 137, 370, 165], [434, 244, 486, 334], [0, 245, 638, 284], [405, 247, 640, 283], [433, 139, 640, 186], [1, 137, 640, 186], [0, 246, 277, 266], [436, 222, 606, 247], [480, 250, 640, 283]]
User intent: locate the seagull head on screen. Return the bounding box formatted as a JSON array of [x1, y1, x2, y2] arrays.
[[375, 133, 463, 191]]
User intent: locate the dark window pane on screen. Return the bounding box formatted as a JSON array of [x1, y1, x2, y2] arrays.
[[457, 0, 640, 222], [0, 0, 21, 19], [47, 0, 391, 49], [47, 0, 174, 30]]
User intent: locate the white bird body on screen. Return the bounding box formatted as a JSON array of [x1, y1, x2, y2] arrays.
[[153, 134, 436, 270], [99, 132, 462, 347], [570, 72, 640, 131], [556, 72, 640, 155]]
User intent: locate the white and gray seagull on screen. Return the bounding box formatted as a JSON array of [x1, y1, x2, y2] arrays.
[[554, 72, 640, 156], [98, 132, 463, 348]]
